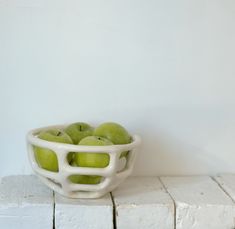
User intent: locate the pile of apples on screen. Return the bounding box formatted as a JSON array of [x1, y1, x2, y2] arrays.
[[34, 122, 132, 184]]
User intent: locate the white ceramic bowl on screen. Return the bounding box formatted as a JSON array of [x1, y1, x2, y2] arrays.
[[26, 125, 141, 199]]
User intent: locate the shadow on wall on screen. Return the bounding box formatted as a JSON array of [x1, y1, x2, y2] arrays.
[[133, 132, 219, 176], [130, 106, 235, 176]]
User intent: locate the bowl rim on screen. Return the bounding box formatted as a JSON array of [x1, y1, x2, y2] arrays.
[[27, 124, 141, 153]]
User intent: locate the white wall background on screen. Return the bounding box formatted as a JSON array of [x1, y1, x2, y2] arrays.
[[0, 0, 235, 177]]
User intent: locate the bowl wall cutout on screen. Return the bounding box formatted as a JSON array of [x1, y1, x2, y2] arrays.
[[27, 125, 141, 199]]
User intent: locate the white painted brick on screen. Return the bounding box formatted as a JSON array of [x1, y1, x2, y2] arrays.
[[0, 175, 53, 229], [55, 193, 113, 229], [214, 174, 235, 201], [112, 177, 174, 229], [161, 176, 235, 229]]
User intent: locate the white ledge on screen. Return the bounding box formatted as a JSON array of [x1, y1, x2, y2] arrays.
[[0, 175, 53, 229], [1, 175, 235, 229]]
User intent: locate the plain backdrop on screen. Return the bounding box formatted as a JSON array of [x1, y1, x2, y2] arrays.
[[0, 0, 235, 177]]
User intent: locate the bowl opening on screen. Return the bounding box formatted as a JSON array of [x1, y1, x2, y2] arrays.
[[68, 175, 104, 185]]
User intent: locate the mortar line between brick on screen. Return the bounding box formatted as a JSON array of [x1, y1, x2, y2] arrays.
[[211, 176, 235, 229], [211, 176, 235, 205], [53, 191, 55, 229], [110, 192, 117, 229], [159, 177, 176, 229]]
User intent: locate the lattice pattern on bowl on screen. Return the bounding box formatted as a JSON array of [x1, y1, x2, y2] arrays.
[[26, 125, 141, 199]]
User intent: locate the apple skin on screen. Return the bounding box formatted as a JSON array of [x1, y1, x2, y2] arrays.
[[76, 136, 113, 167], [70, 136, 113, 184], [34, 129, 73, 172], [64, 122, 94, 144], [69, 161, 101, 184], [93, 122, 131, 158], [69, 174, 101, 184]]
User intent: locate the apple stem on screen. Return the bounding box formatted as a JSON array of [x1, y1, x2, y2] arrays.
[[79, 125, 82, 131], [57, 131, 61, 136]]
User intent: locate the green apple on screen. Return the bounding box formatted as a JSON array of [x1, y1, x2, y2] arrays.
[[70, 136, 113, 184], [69, 174, 101, 184], [76, 136, 113, 167], [69, 161, 101, 184], [64, 122, 94, 144], [93, 122, 132, 157], [34, 129, 73, 172]]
